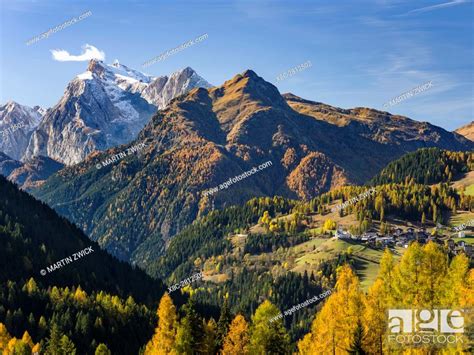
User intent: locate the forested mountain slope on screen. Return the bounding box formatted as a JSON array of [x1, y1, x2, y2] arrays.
[[32, 71, 474, 265]]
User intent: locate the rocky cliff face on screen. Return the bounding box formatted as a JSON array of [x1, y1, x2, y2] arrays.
[[141, 67, 212, 108], [0, 101, 43, 160], [22, 60, 211, 165], [32, 70, 474, 263]]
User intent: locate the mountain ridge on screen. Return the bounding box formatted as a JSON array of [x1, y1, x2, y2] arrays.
[[32, 69, 474, 264]]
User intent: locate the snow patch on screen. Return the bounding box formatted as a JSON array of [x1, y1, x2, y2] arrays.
[[77, 71, 93, 80]]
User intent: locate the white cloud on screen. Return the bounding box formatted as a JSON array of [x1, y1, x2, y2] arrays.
[[406, 0, 470, 15], [51, 44, 105, 62]]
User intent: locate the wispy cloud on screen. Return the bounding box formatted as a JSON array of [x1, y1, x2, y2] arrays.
[[51, 44, 105, 62], [406, 0, 470, 15]]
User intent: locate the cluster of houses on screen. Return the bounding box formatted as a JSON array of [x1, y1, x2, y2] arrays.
[[446, 238, 473, 257], [334, 227, 473, 258]]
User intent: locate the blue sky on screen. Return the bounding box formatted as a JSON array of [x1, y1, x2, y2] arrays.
[[1, 0, 472, 130]]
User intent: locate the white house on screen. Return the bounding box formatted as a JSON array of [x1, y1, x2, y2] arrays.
[[335, 229, 352, 240]]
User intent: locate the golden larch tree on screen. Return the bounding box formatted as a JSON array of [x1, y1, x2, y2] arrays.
[[0, 323, 12, 352], [145, 292, 178, 355], [222, 314, 250, 355], [299, 265, 364, 354]]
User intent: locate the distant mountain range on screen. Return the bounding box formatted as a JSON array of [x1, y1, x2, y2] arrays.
[[23, 60, 211, 165], [31, 69, 474, 264], [0, 60, 211, 187]]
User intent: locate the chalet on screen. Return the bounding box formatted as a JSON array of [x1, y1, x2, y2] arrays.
[[396, 236, 407, 247], [376, 236, 394, 246], [361, 232, 377, 242], [335, 229, 352, 240]]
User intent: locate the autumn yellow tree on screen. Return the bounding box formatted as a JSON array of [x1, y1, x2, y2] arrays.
[[73, 285, 88, 304], [366, 243, 471, 353], [299, 265, 363, 354], [95, 343, 112, 354], [259, 211, 271, 230], [0, 323, 11, 353], [362, 249, 398, 354], [362, 279, 386, 354], [442, 253, 470, 307], [323, 218, 337, 232], [145, 292, 178, 355], [391, 242, 425, 306], [5, 337, 31, 355], [222, 314, 250, 355], [377, 248, 396, 305], [299, 242, 473, 354], [297, 332, 313, 355], [419, 242, 448, 307], [460, 268, 474, 307]]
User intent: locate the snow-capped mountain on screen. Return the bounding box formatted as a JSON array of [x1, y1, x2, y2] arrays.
[[23, 59, 211, 165], [0, 101, 43, 160], [141, 66, 212, 108]]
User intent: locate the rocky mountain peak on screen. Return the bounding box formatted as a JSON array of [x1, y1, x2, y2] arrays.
[[242, 69, 259, 78], [3, 100, 16, 112], [208, 70, 289, 126], [87, 59, 106, 76], [32, 105, 47, 116], [0, 101, 43, 160], [21, 61, 211, 165], [141, 67, 211, 108]]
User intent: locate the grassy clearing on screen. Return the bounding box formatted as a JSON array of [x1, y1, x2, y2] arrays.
[[452, 171, 474, 195], [448, 211, 474, 227], [465, 184, 474, 196], [290, 237, 404, 290]]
